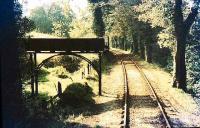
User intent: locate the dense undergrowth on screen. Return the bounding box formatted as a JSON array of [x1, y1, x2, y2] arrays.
[[20, 82, 95, 127]]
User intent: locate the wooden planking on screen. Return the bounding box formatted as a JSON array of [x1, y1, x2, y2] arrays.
[[20, 38, 105, 52]]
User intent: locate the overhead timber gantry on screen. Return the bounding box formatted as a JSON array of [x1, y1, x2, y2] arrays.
[[19, 38, 105, 96]]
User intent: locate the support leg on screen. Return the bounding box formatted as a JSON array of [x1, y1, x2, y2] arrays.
[[35, 69, 38, 95], [87, 64, 90, 75], [98, 53, 102, 96], [30, 53, 34, 96], [34, 53, 38, 95], [108, 36, 110, 50]]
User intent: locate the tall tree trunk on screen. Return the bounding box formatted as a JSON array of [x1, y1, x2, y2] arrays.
[[131, 34, 140, 54], [139, 36, 145, 59], [173, 0, 198, 91], [117, 37, 120, 48], [121, 37, 124, 49], [123, 37, 127, 51], [145, 43, 152, 63], [1, 0, 23, 127], [133, 35, 139, 54], [113, 37, 116, 48], [173, 36, 186, 90]]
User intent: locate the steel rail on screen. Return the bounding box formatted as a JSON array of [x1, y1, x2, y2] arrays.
[[110, 49, 171, 128], [121, 61, 129, 128], [128, 56, 171, 128]]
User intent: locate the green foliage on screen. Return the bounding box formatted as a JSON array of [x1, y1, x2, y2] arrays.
[[93, 6, 105, 37], [30, 3, 74, 37], [152, 44, 172, 69], [30, 7, 53, 33], [38, 68, 50, 82], [43, 56, 81, 73], [135, 0, 172, 28], [107, 4, 133, 38], [19, 52, 32, 82], [59, 56, 81, 73], [88, 0, 106, 37], [20, 17, 36, 34], [59, 83, 94, 107], [105, 0, 199, 91], [20, 91, 58, 128], [186, 45, 200, 89], [186, 19, 200, 94], [51, 66, 70, 79], [91, 51, 116, 74], [14, 1, 24, 37], [102, 51, 117, 73], [49, 3, 74, 37], [23, 91, 50, 118], [70, 9, 96, 38]]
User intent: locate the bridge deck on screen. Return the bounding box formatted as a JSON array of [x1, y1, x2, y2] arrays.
[[19, 38, 105, 53]]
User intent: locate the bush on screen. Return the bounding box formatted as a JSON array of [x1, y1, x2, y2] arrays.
[[186, 45, 200, 95], [59, 83, 94, 107], [38, 68, 50, 82], [59, 56, 81, 73], [23, 92, 50, 119], [51, 66, 71, 79], [43, 56, 81, 73], [91, 52, 116, 74]]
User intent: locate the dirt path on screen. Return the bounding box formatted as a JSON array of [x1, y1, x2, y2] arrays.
[[66, 62, 124, 127]]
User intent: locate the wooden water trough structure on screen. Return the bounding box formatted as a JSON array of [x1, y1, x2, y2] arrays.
[[19, 38, 105, 96]]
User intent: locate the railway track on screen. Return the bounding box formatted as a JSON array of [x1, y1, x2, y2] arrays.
[[112, 49, 171, 128], [121, 61, 129, 128]]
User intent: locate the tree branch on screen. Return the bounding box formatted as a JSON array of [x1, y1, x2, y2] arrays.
[[184, 7, 199, 31], [174, 0, 184, 24]]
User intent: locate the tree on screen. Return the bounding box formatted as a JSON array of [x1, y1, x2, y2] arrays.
[[88, 0, 106, 37], [173, 0, 199, 91], [70, 8, 96, 38], [20, 17, 35, 34], [93, 6, 105, 37], [30, 6, 53, 33], [48, 3, 74, 37], [134, 0, 171, 62], [134, 0, 199, 91], [1, 0, 23, 127]]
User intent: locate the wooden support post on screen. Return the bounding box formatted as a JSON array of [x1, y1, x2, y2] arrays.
[[30, 53, 34, 96], [90, 64, 92, 73], [107, 36, 110, 50], [35, 69, 38, 95], [58, 81, 62, 97], [34, 53, 38, 95], [98, 53, 102, 96], [87, 64, 90, 75]]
